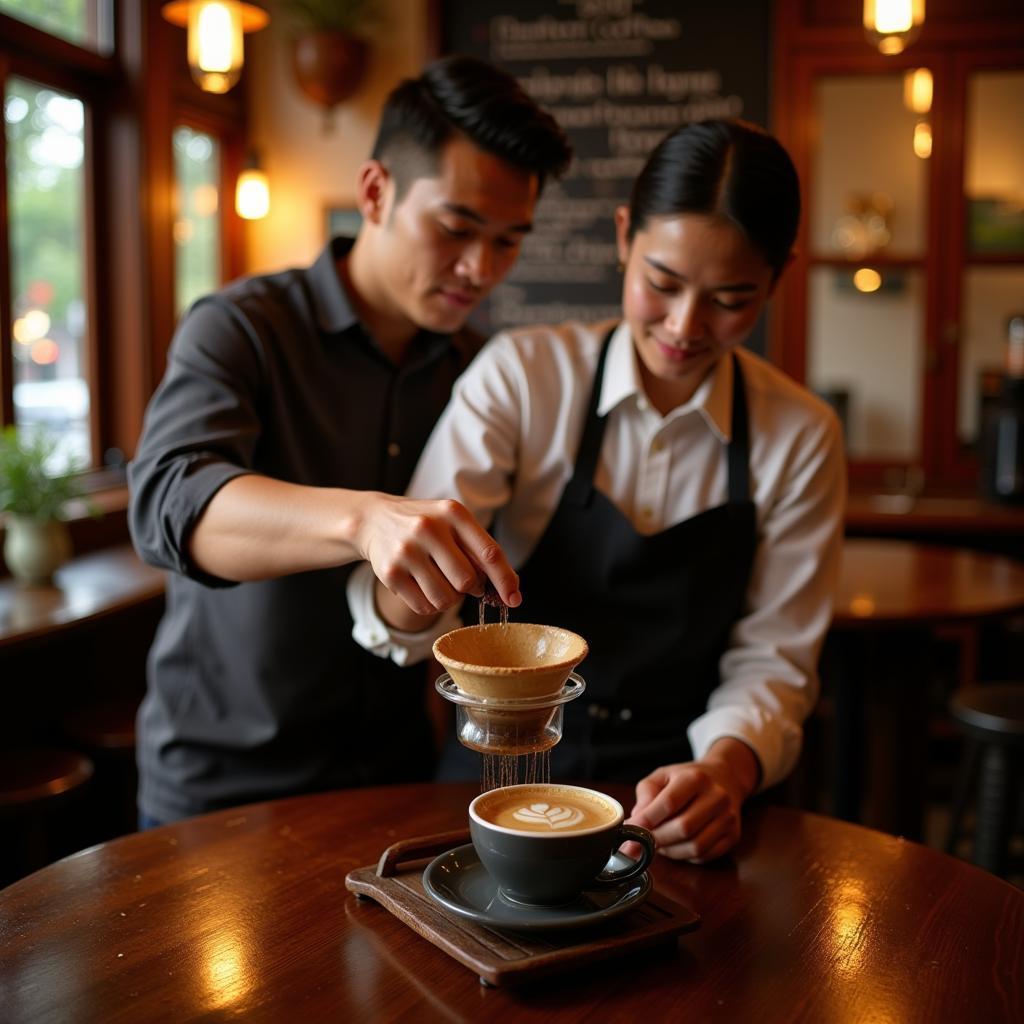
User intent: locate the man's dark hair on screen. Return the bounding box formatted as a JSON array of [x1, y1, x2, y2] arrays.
[[371, 55, 572, 198]]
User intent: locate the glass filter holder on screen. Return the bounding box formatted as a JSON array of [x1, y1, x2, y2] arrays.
[[435, 672, 586, 755]]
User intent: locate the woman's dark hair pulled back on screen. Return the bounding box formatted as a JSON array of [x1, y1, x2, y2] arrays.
[[627, 119, 800, 276]]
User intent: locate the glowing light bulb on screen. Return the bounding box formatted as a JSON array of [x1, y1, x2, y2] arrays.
[[236, 167, 270, 220], [913, 121, 932, 159], [903, 68, 932, 114], [864, 0, 925, 55], [162, 2, 268, 95], [853, 268, 883, 293]]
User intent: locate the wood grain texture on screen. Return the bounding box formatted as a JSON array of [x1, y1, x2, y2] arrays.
[[1, 785, 1022, 1022]]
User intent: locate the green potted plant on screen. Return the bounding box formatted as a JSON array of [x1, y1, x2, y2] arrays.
[[0, 426, 89, 585], [276, 0, 385, 129]]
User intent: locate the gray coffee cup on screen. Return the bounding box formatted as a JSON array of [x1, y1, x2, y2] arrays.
[[469, 783, 655, 906]]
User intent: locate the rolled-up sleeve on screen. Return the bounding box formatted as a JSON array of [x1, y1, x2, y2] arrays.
[[687, 408, 847, 789], [128, 298, 262, 586]]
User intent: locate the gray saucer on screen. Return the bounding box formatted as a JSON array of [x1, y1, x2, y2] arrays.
[[422, 843, 651, 932]]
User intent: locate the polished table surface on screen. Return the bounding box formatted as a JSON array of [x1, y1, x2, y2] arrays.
[[1, 784, 1021, 1023], [0, 544, 164, 650], [834, 537, 1024, 627]]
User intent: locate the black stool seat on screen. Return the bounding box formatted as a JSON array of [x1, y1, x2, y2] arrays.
[[950, 685, 1024, 740], [0, 747, 94, 808], [0, 747, 95, 885], [946, 683, 1024, 879]]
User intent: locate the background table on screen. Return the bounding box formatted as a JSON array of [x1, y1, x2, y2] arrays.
[[824, 539, 1024, 839], [0, 544, 164, 651], [1, 784, 1021, 1023]]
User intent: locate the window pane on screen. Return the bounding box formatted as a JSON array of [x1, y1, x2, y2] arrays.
[[964, 71, 1024, 256], [0, 0, 113, 54], [6, 76, 92, 468], [173, 126, 221, 317], [958, 267, 1024, 446], [812, 75, 929, 257], [807, 266, 926, 461]]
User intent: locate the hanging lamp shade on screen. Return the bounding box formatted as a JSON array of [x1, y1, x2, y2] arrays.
[[863, 0, 925, 56], [162, 1, 269, 94]]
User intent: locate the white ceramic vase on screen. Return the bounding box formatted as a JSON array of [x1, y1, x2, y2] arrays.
[[3, 515, 72, 586]]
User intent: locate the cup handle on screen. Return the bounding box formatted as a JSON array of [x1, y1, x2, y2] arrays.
[[594, 823, 655, 886]]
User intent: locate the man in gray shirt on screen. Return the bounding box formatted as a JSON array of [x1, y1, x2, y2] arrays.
[[128, 56, 571, 825]]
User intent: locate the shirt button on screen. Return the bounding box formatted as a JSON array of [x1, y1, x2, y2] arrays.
[[637, 398, 648, 412], [387, 442, 401, 458], [651, 439, 664, 454], [618, 708, 633, 721]]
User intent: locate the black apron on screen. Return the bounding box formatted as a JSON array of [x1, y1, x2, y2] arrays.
[[439, 327, 758, 783]]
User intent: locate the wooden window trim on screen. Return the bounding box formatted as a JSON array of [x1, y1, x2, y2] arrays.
[[1, 2, 249, 472]]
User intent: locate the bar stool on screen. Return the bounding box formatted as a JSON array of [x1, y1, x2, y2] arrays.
[[0, 747, 94, 885], [945, 683, 1024, 878], [62, 699, 140, 841]]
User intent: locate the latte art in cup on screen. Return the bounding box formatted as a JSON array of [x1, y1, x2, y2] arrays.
[[474, 783, 618, 834], [468, 783, 655, 906], [513, 802, 584, 830]]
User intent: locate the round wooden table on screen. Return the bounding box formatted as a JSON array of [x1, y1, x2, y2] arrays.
[[823, 539, 1024, 840], [835, 538, 1024, 628], [1, 784, 1021, 1022]]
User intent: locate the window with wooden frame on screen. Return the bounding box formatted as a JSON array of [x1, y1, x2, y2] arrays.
[[0, 2, 247, 500], [771, 0, 1024, 494]]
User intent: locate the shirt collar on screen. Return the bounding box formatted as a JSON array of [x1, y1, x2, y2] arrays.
[[597, 321, 644, 416], [308, 236, 360, 335], [308, 236, 456, 363], [596, 321, 735, 443]]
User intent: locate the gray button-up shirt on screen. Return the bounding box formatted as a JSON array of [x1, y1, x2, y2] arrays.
[[129, 238, 480, 821]]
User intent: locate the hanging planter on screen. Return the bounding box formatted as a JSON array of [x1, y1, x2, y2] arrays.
[[279, 0, 382, 132], [290, 30, 370, 131]]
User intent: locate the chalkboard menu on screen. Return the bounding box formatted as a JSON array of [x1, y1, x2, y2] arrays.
[[441, 0, 772, 345]]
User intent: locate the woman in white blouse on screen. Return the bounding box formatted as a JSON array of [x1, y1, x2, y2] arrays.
[[351, 119, 846, 863]]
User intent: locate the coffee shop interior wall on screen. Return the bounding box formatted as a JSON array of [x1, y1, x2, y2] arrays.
[[244, 0, 430, 274]]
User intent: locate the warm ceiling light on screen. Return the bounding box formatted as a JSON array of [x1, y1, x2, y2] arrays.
[[913, 120, 933, 159], [162, 2, 269, 94], [864, 0, 925, 55], [903, 68, 932, 114], [236, 153, 270, 220], [853, 268, 883, 293]]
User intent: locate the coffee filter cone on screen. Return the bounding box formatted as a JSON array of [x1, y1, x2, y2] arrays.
[[433, 622, 588, 701]]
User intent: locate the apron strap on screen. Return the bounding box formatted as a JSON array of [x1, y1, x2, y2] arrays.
[[563, 325, 617, 507], [727, 355, 751, 504], [565, 326, 752, 507]]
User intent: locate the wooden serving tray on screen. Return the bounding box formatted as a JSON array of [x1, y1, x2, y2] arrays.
[[344, 830, 701, 987]]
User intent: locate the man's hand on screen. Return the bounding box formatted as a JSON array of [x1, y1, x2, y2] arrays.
[[625, 738, 760, 863], [349, 492, 520, 618]]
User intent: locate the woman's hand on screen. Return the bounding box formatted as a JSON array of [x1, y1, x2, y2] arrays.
[[625, 738, 760, 862]]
